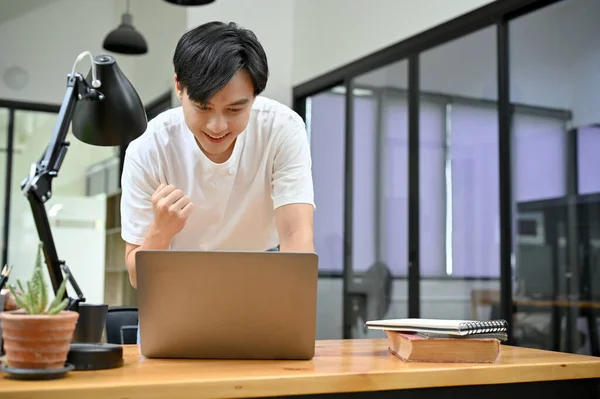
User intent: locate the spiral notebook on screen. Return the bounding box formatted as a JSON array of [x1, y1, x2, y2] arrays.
[[365, 318, 508, 338]]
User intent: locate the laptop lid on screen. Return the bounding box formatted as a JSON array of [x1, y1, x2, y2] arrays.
[[135, 250, 319, 360]]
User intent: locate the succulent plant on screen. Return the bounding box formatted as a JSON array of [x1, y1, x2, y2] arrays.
[[8, 242, 70, 315]]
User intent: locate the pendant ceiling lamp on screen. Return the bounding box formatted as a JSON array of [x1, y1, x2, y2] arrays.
[[163, 0, 216, 5], [103, 0, 148, 55]]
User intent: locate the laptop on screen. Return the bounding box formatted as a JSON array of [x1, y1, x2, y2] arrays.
[[135, 250, 319, 360]]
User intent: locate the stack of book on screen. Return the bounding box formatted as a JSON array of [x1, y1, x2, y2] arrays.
[[365, 318, 509, 363]]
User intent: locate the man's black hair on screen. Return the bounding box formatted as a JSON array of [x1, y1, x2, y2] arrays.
[[173, 21, 269, 104]]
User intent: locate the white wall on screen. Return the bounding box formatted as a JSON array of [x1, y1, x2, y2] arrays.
[[185, 0, 295, 106], [292, 0, 497, 86]]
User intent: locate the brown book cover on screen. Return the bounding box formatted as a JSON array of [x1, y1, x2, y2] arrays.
[[385, 331, 501, 363]]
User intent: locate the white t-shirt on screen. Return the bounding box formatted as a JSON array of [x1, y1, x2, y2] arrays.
[[120, 96, 314, 251]]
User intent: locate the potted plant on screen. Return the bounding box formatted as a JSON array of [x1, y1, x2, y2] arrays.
[[0, 243, 79, 370]]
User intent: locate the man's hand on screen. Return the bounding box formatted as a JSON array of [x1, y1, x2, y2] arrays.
[[149, 183, 195, 242], [1, 288, 19, 311], [124, 184, 195, 289]]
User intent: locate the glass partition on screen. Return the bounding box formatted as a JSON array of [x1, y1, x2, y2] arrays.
[[305, 88, 346, 339], [349, 60, 409, 337], [510, 0, 598, 356], [418, 26, 501, 321], [292, 0, 599, 347]]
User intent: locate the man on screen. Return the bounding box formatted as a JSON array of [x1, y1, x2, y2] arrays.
[[121, 21, 315, 289]]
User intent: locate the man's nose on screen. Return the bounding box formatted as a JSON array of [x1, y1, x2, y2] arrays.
[[206, 114, 227, 134]]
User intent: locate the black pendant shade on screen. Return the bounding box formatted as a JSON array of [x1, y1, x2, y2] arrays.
[[103, 12, 148, 55], [72, 55, 147, 146], [163, 0, 216, 5]]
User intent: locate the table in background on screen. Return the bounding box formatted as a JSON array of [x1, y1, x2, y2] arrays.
[[1, 339, 599, 399], [473, 290, 600, 356]]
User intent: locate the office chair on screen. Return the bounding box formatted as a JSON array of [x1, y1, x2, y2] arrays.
[[105, 306, 139, 345]]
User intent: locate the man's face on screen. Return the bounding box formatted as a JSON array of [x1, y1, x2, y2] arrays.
[[176, 69, 255, 163]]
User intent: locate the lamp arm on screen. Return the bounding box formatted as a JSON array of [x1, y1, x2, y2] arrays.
[[20, 71, 103, 311]]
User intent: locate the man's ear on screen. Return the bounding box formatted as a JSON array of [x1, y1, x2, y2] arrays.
[[174, 74, 183, 100]]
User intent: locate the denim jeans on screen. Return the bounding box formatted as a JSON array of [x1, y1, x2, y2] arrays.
[[136, 246, 280, 345]]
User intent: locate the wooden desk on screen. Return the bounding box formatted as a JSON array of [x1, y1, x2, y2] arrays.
[[1, 339, 600, 399]]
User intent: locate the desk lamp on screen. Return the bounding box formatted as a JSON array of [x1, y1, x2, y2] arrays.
[[20, 51, 147, 370]]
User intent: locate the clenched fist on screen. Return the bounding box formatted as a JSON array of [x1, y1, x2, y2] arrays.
[[149, 184, 195, 242]]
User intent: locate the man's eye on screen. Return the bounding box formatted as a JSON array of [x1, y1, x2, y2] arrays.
[[229, 108, 242, 113]]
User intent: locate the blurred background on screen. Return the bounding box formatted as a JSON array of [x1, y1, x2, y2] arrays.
[[0, 0, 598, 356]]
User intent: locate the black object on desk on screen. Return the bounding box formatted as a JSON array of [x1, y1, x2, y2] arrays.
[[0, 363, 75, 380], [72, 304, 110, 344], [106, 306, 139, 345], [19, 51, 146, 371], [67, 344, 124, 371]]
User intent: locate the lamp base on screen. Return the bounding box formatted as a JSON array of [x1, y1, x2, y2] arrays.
[[67, 343, 124, 370]]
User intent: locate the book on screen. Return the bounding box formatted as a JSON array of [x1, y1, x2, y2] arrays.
[[385, 331, 501, 363], [416, 331, 508, 341], [365, 318, 508, 338]]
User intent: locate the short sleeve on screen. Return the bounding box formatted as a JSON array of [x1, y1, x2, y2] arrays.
[[120, 148, 159, 245], [271, 124, 315, 210]]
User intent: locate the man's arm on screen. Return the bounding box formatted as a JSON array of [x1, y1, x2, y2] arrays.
[[125, 230, 170, 289], [275, 203, 315, 252], [124, 184, 195, 288], [271, 116, 315, 253], [120, 139, 195, 288]]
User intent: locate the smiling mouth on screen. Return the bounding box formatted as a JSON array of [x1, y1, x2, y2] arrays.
[[203, 131, 230, 142]]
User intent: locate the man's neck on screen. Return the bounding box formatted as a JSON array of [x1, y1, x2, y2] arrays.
[[196, 137, 236, 164]]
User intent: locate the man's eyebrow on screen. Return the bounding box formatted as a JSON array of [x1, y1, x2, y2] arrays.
[[193, 98, 250, 107], [193, 100, 210, 107], [228, 98, 250, 107]]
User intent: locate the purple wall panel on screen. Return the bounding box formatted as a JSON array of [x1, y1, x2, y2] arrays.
[[451, 104, 500, 277], [578, 126, 600, 195], [383, 96, 409, 276], [419, 100, 446, 276], [309, 92, 345, 272], [513, 114, 567, 202], [308, 90, 567, 278], [352, 96, 378, 271]]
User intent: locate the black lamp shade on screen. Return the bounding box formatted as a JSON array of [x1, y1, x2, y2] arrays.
[[163, 0, 216, 5], [103, 13, 148, 55], [72, 55, 147, 147]]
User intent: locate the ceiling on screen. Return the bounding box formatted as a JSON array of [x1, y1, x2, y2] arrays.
[[0, 0, 59, 25]]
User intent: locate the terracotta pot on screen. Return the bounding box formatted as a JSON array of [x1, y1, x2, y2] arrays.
[[0, 310, 79, 369]]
